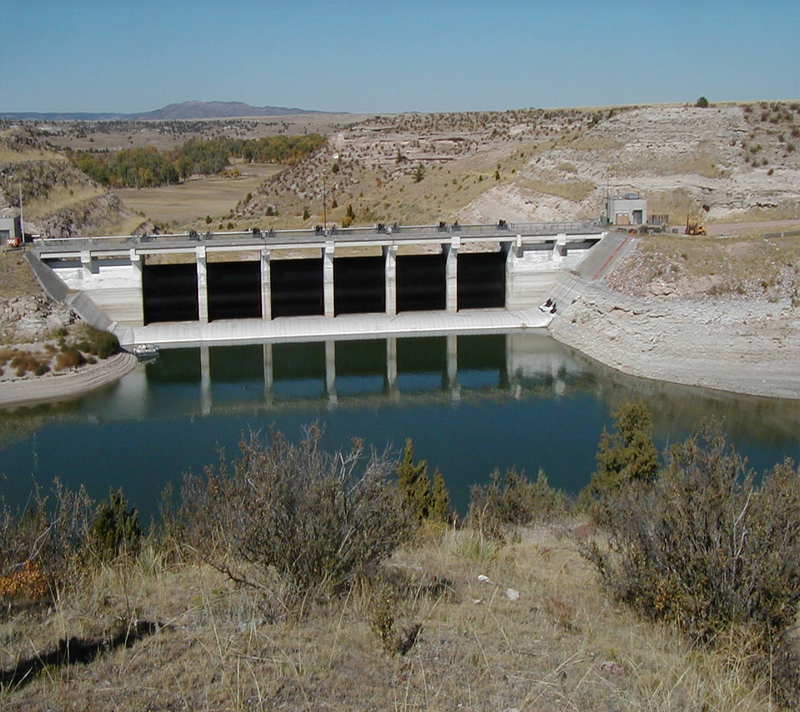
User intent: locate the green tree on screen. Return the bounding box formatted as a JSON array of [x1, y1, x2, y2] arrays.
[[303, 207, 311, 221], [413, 164, 425, 183], [695, 96, 710, 108], [584, 402, 659, 502], [396, 438, 432, 523], [429, 470, 451, 523], [87, 489, 141, 562]]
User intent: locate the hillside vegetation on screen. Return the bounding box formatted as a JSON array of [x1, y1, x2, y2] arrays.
[[228, 101, 800, 232], [2, 414, 799, 711], [70, 134, 326, 188], [5, 101, 799, 235], [0, 127, 147, 237]]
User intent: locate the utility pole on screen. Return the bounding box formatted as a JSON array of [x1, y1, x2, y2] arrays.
[[18, 184, 25, 243], [322, 172, 327, 234]]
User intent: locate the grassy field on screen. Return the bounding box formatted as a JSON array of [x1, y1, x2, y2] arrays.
[[115, 163, 282, 227], [0, 525, 774, 712]]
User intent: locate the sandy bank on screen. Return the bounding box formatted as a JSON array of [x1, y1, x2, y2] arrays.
[[0, 352, 138, 408], [549, 280, 800, 400]]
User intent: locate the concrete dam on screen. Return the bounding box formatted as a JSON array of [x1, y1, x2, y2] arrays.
[[27, 221, 608, 345]]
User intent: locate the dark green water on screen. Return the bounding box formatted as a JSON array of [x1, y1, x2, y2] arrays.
[[1, 332, 798, 518]]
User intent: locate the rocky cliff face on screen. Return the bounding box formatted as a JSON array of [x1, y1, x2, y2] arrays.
[[0, 295, 75, 342]]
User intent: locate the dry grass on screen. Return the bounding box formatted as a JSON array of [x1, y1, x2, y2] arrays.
[[0, 252, 41, 298], [224, 140, 541, 232], [566, 135, 624, 151], [0, 146, 65, 164], [115, 164, 282, 227], [608, 233, 800, 300], [661, 153, 725, 179], [0, 526, 779, 711], [23, 185, 106, 220], [520, 178, 597, 203]]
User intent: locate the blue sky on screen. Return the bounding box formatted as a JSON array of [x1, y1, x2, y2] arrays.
[[2, 0, 798, 113]]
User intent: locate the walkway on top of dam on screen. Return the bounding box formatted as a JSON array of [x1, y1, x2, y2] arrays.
[[34, 220, 605, 257]]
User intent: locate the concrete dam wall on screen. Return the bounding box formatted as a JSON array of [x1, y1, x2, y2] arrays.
[[31, 223, 605, 343]]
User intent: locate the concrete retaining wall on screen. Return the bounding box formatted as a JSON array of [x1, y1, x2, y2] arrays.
[[49, 258, 143, 326]]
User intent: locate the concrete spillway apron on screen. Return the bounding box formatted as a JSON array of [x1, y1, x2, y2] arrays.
[[119, 308, 554, 347]]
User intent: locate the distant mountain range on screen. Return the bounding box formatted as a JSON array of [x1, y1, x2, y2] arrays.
[[0, 101, 333, 121]]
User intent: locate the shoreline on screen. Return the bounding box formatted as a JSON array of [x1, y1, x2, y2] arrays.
[[0, 352, 138, 409], [1, 288, 798, 407], [548, 279, 800, 401]]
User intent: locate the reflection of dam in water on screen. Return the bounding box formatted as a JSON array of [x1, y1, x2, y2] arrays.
[[106, 332, 592, 419], [1, 331, 799, 520]]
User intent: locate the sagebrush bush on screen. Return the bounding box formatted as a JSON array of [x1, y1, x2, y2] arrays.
[[180, 427, 412, 598], [0, 481, 93, 601], [75, 325, 119, 359], [55, 347, 85, 370], [467, 468, 569, 539], [582, 426, 800, 705]]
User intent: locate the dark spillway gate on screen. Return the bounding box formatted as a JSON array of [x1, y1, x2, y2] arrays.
[[270, 259, 324, 318], [396, 254, 447, 312], [457, 252, 506, 309], [208, 262, 261, 320], [142, 264, 199, 324], [334, 256, 385, 315]]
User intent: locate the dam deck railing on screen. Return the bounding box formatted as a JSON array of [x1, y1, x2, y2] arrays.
[[33, 221, 604, 256]]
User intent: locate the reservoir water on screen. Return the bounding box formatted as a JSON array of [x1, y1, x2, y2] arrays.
[[1, 331, 798, 518]]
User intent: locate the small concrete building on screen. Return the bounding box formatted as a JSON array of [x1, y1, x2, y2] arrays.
[[605, 193, 647, 226], [0, 215, 22, 245]]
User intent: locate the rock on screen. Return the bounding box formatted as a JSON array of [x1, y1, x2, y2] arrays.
[[477, 574, 493, 584], [505, 588, 520, 601], [599, 660, 626, 676]]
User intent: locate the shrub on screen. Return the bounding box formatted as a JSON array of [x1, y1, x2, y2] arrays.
[[467, 468, 569, 540], [581, 427, 800, 705], [695, 96, 709, 108], [87, 489, 142, 563], [55, 348, 85, 370], [395, 439, 451, 525], [179, 427, 412, 598], [76, 325, 119, 359], [580, 402, 658, 512], [0, 481, 93, 601]]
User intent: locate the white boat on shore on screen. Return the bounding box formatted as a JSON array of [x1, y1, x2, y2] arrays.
[[129, 343, 160, 361]]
